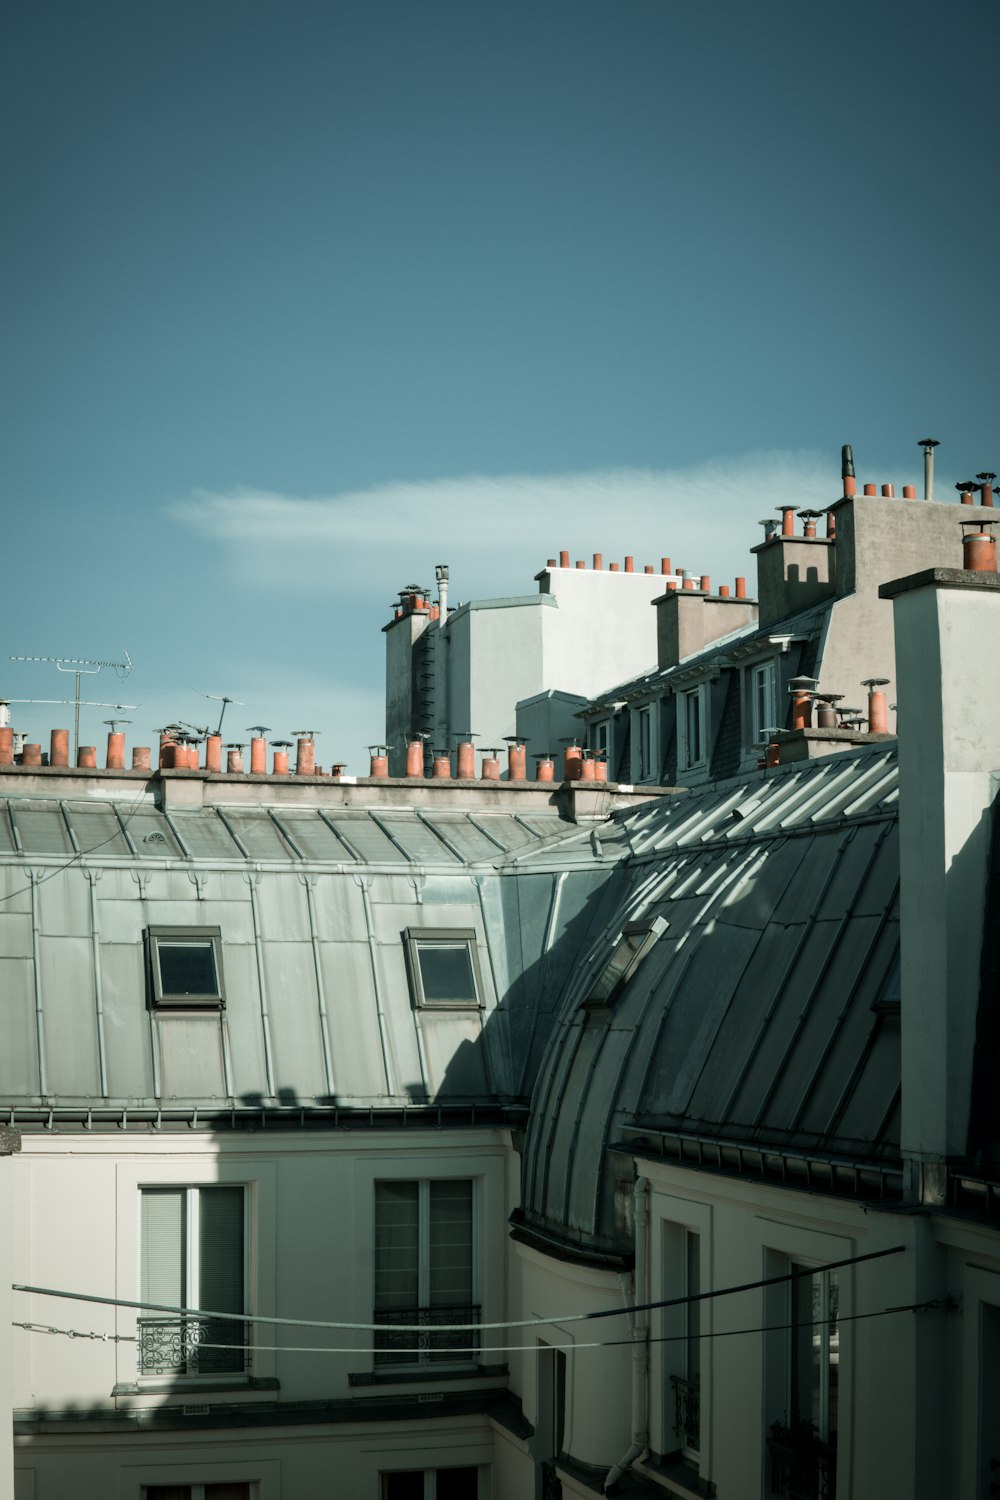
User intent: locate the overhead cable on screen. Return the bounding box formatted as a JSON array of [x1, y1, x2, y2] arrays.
[[12, 1243, 905, 1335]]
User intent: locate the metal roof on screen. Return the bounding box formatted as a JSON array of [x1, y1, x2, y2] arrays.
[[519, 747, 902, 1255]]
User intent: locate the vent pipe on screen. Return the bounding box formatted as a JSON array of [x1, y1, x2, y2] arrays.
[[435, 562, 449, 621], [919, 438, 939, 501]]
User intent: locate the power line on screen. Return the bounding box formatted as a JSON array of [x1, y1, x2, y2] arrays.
[[12, 1244, 905, 1336], [11, 1297, 946, 1360]]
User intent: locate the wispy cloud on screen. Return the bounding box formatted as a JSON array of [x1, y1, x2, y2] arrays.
[[170, 450, 839, 602]]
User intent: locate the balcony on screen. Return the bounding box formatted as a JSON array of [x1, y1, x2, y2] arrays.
[[671, 1374, 701, 1455], [138, 1317, 248, 1378], [373, 1304, 480, 1366], [768, 1422, 837, 1500]]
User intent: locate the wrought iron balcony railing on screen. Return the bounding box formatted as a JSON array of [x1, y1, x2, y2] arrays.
[[138, 1317, 248, 1378], [768, 1421, 837, 1500], [671, 1374, 701, 1454], [373, 1304, 481, 1365]]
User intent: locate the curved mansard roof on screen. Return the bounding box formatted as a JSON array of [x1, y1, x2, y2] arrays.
[[517, 746, 902, 1258]]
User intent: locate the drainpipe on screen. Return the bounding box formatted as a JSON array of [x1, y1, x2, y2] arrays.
[[604, 1177, 649, 1491]]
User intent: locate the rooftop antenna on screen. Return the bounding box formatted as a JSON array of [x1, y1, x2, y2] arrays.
[[198, 692, 245, 737], [8, 651, 133, 759]]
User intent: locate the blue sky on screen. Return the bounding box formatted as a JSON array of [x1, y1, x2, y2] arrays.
[[4, 0, 998, 769]]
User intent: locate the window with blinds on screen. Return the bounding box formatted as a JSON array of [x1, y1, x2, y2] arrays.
[[373, 1180, 477, 1366], [139, 1186, 247, 1379]]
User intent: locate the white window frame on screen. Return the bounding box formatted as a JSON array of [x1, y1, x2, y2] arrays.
[[677, 685, 708, 772], [787, 1259, 839, 1445], [373, 1178, 479, 1370], [138, 1184, 250, 1383], [657, 1210, 710, 1469], [749, 660, 778, 747], [114, 1158, 276, 1398]]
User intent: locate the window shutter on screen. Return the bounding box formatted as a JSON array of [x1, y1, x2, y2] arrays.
[[141, 1189, 185, 1306]]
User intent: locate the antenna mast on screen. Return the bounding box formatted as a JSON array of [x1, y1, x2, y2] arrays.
[[9, 651, 133, 760]]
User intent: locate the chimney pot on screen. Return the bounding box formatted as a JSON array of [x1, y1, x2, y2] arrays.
[[864, 483, 877, 496], [77, 746, 97, 768], [456, 740, 476, 779], [480, 754, 501, 781], [295, 737, 315, 776], [593, 552, 603, 570], [777, 505, 798, 536], [0, 727, 14, 765], [506, 740, 527, 781], [21, 743, 42, 767], [882, 484, 895, 498], [132, 746, 151, 771], [902, 485, 916, 500], [205, 734, 223, 773], [576, 560, 586, 570], [842, 444, 856, 498], [535, 755, 555, 782], [106, 732, 125, 770], [250, 737, 267, 775], [547, 558, 557, 568], [227, 749, 244, 773], [661, 557, 671, 575], [735, 576, 747, 599], [610, 562, 619, 572], [718, 584, 730, 598], [700, 575, 710, 592], [50, 729, 69, 768], [624, 556, 635, 573], [432, 753, 451, 779], [273, 747, 290, 776], [559, 550, 570, 568], [405, 740, 424, 777]]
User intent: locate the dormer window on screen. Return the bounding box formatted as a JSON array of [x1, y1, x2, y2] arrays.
[[582, 916, 668, 1010], [147, 928, 225, 1010]]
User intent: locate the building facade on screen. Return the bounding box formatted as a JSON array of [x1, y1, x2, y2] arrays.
[[5, 457, 1000, 1500]]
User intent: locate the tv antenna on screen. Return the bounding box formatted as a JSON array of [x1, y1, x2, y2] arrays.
[[197, 692, 245, 736], [9, 651, 133, 759]]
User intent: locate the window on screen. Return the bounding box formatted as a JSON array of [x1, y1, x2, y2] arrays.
[[145, 1488, 252, 1500], [582, 916, 668, 1010], [635, 705, 654, 780], [147, 927, 225, 1009], [590, 719, 609, 757], [373, 1180, 477, 1365], [405, 929, 483, 1009], [380, 1469, 481, 1500], [139, 1186, 248, 1379], [678, 687, 707, 771], [769, 1264, 838, 1498], [750, 661, 778, 746], [662, 1222, 703, 1465]]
